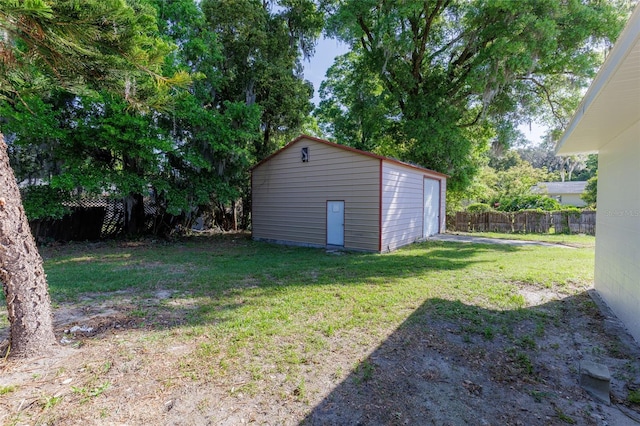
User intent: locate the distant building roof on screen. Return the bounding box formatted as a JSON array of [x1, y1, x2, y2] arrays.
[[533, 181, 587, 195]]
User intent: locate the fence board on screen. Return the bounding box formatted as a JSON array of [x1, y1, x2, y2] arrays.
[[29, 198, 149, 242], [455, 212, 470, 232], [487, 212, 512, 233]]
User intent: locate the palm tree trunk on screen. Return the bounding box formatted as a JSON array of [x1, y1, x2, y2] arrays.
[[0, 134, 57, 357]]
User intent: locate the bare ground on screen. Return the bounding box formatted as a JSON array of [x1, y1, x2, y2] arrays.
[[1, 244, 640, 425]]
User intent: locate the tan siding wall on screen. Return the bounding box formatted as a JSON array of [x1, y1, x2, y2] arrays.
[[556, 193, 587, 207], [252, 138, 380, 251], [381, 163, 424, 251], [380, 164, 447, 251]]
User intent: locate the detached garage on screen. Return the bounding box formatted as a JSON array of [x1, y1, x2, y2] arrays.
[[251, 135, 447, 252]]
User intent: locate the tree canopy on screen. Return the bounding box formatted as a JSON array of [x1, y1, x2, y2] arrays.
[[2, 0, 325, 232], [0, 0, 190, 106], [201, 0, 323, 159], [3, 0, 628, 226], [0, 0, 190, 357], [318, 0, 627, 191]]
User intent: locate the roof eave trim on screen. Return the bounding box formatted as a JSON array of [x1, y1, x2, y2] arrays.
[[251, 134, 449, 178], [556, 5, 640, 155]]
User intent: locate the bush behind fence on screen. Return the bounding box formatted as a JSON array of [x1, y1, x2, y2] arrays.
[[448, 210, 596, 235]]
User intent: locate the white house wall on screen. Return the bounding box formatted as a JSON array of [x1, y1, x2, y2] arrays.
[[381, 162, 445, 252], [595, 119, 640, 342], [559, 194, 587, 207]]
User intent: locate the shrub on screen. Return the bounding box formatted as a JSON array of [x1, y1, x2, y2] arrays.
[[581, 173, 597, 207], [466, 203, 493, 213], [21, 185, 70, 220], [494, 194, 561, 212], [557, 206, 582, 214]]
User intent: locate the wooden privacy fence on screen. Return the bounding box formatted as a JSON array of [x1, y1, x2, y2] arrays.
[[28, 196, 244, 243], [29, 198, 158, 242], [449, 211, 596, 235]]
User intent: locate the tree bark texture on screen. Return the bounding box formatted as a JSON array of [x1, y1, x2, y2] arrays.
[[0, 134, 57, 357], [124, 192, 145, 235]]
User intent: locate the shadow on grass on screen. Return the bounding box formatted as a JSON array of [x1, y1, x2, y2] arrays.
[[300, 293, 640, 425]]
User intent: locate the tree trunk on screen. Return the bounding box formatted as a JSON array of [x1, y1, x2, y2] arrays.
[[231, 199, 237, 231], [123, 192, 146, 235], [0, 134, 57, 357]]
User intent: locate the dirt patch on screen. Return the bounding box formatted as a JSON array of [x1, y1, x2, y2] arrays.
[[1, 284, 640, 424]]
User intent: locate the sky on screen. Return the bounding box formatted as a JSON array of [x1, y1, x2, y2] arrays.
[[302, 36, 349, 106], [302, 37, 547, 145]]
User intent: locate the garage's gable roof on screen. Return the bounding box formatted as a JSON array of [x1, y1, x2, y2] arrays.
[[556, 5, 640, 155], [252, 134, 448, 178]]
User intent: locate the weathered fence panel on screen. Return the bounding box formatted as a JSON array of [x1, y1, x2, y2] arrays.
[[472, 212, 489, 232], [30, 206, 106, 242], [454, 212, 470, 232], [526, 211, 550, 233], [551, 211, 596, 235], [550, 212, 568, 234], [573, 210, 596, 234], [487, 212, 512, 233], [448, 211, 595, 235], [30, 198, 133, 242]]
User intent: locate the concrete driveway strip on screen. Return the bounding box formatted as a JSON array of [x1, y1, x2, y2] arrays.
[[428, 233, 574, 248]]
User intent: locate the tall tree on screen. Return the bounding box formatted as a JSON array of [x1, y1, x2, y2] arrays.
[[315, 51, 399, 154], [150, 0, 261, 230], [323, 0, 627, 190], [54, 92, 168, 234], [0, 0, 181, 357], [0, 94, 65, 186], [3, 0, 263, 236], [201, 0, 323, 160]]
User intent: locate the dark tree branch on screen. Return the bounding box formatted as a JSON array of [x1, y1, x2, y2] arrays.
[[357, 16, 375, 51], [459, 107, 483, 128], [520, 76, 567, 128]]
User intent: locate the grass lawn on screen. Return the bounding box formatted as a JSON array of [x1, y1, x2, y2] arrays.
[[4, 232, 635, 425], [38, 232, 594, 343]]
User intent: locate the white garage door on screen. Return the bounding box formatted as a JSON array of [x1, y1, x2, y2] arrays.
[[423, 178, 440, 237]]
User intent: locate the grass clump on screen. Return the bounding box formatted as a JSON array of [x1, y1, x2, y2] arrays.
[[628, 390, 640, 404], [0, 385, 17, 395]]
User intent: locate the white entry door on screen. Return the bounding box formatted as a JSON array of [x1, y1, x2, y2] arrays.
[[423, 179, 440, 237], [327, 201, 345, 246]]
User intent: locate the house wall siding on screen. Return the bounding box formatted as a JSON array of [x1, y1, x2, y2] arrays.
[[252, 138, 380, 251], [558, 193, 587, 207], [595, 119, 640, 343], [380, 163, 446, 252]]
